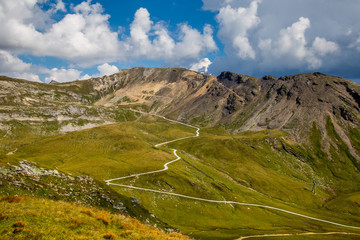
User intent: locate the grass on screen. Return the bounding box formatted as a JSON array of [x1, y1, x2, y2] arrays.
[[10, 117, 195, 180], [249, 234, 360, 240], [109, 125, 360, 239], [348, 127, 360, 156], [2, 115, 360, 239], [0, 196, 189, 239]]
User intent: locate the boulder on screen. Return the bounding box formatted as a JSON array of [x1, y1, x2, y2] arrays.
[[130, 196, 140, 205]]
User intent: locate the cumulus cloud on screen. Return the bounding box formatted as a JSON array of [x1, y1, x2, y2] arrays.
[[174, 24, 217, 61], [259, 17, 339, 69], [350, 36, 360, 52], [97, 63, 119, 76], [0, 0, 217, 80], [44, 68, 82, 83], [13, 72, 41, 82], [190, 58, 212, 73], [204, 0, 350, 77], [312, 37, 339, 56], [129, 8, 154, 57], [216, 0, 261, 59], [79, 63, 119, 80], [0, 0, 119, 65], [0, 50, 41, 82], [0, 50, 31, 73], [126, 8, 216, 63]]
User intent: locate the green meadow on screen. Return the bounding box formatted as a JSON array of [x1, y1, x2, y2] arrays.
[[1, 112, 360, 239]]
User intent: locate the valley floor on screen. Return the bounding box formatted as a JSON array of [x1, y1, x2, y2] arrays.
[[105, 110, 360, 239], [2, 108, 360, 239]]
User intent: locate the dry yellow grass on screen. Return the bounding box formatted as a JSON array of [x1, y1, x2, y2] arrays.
[[0, 195, 190, 240]]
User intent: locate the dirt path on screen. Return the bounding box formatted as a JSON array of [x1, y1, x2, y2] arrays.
[[236, 231, 360, 240], [105, 109, 360, 233], [6, 148, 17, 155]]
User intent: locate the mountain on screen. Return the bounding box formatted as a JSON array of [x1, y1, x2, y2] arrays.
[[49, 80, 59, 85], [1, 69, 360, 239], [3, 68, 359, 139], [66, 68, 360, 156]]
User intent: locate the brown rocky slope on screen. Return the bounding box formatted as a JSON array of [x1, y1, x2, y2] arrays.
[[77, 68, 359, 141], [2, 67, 360, 165]]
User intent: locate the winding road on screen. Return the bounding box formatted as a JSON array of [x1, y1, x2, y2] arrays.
[[105, 109, 360, 236]]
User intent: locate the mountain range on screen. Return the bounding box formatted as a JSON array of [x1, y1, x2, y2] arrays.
[[1, 68, 360, 239]]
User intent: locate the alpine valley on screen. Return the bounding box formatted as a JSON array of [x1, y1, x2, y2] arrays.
[[1, 67, 360, 240]]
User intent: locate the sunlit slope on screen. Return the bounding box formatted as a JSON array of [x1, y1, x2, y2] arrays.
[[9, 117, 360, 239], [0, 196, 189, 240], [112, 128, 360, 239], [11, 117, 195, 181]]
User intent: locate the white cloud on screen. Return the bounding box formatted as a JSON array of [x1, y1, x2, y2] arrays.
[[0, 50, 41, 82], [190, 58, 212, 73], [259, 17, 339, 69], [174, 24, 217, 61], [0, 1, 217, 75], [216, 0, 261, 59], [312, 37, 339, 56], [126, 8, 216, 63], [0, 50, 31, 72], [0, 0, 120, 65], [97, 63, 119, 76], [277, 17, 310, 58], [13, 72, 41, 82], [48, 0, 66, 14], [44, 68, 82, 83], [79, 63, 119, 80], [350, 36, 360, 52], [129, 7, 154, 57], [204, 0, 360, 79]]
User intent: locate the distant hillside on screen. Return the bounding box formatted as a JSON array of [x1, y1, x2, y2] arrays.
[[1, 68, 360, 160], [69, 68, 360, 163]]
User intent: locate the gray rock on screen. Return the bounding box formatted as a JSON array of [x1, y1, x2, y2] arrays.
[[9, 180, 23, 187], [113, 202, 126, 210], [130, 196, 140, 205]]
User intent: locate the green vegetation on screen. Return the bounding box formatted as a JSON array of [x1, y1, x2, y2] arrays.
[[309, 122, 326, 160], [1, 74, 360, 239], [4, 116, 359, 239], [0, 196, 189, 239]]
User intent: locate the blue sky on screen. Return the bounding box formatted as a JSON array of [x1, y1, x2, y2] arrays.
[[0, 0, 360, 83]]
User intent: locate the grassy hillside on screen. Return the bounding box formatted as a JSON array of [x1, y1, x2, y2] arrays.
[[8, 116, 195, 180], [3, 115, 360, 239], [114, 127, 360, 239], [0, 195, 189, 239]]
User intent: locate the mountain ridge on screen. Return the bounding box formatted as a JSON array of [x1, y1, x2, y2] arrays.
[[1, 68, 360, 239], [74, 68, 360, 143], [2, 68, 360, 163]]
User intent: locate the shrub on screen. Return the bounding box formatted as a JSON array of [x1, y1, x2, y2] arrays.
[[119, 230, 133, 237], [68, 218, 84, 229], [103, 233, 117, 239], [2, 196, 23, 203], [13, 227, 23, 234], [80, 209, 95, 217], [97, 215, 110, 225], [12, 221, 25, 228], [0, 213, 9, 220]]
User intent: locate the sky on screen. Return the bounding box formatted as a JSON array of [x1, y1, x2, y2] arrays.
[[0, 0, 360, 83]]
